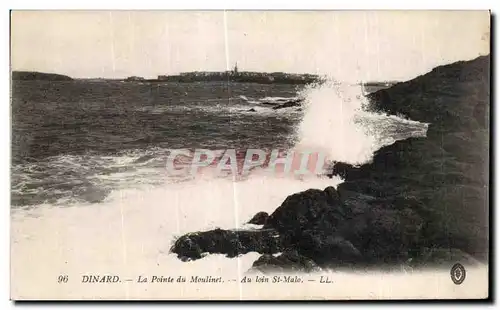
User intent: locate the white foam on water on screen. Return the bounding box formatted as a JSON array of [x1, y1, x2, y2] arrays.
[[296, 81, 378, 165], [11, 173, 343, 298], [11, 81, 429, 298]]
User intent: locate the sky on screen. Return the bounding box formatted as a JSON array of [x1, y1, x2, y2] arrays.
[[11, 10, 490, 82]]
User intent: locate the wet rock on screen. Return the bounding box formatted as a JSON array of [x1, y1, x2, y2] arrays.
[[247, 108, 257, 112], [170, 228, 284, 260], [271, 99, 303, 110], [330, 161, 357, 179], [171, 234, 204, 261], [295, 231, 362, 266], [264, 187, 345, 233], [324, 186, 341, 205]]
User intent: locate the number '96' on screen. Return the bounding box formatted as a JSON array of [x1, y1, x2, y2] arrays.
[[58, 275, 68, 283]]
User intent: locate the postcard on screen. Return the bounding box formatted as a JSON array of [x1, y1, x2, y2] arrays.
[[10, 10, 490, 300]]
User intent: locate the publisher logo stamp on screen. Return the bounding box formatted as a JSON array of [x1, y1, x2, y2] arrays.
[[450, 263, 466, 285]]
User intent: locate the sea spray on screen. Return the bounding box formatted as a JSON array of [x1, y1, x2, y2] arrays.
[[162, 80, 411, 180], [11, 173, 343, 295], [294, 80, 381, 166]]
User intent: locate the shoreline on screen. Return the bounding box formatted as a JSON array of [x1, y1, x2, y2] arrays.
[[170, 55, 490, 271]]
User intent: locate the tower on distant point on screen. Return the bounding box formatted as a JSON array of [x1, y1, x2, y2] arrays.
[[233, 62, 238, 74]]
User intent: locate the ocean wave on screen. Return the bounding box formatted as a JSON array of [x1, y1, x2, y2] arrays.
[[294, 81, 428, 165], [135, 102, 301, 116], [10, 80, 432, 291], [11, 149, 170, 206], [11, 81, 428, 207]]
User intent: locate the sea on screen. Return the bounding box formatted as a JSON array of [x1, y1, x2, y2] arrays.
[[10, 79, 429, 298]]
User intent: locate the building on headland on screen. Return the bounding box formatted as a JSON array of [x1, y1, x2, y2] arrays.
[[156, 63, 319, 84]]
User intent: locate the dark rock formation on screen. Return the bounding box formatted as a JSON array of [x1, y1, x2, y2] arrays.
[[170, 184, 427, 270], [247, 108, 257, 112], [247, 212, 269, 225], [271, 99, 303, 110], [170, 228, 284, 261], [249, 250, 321, 274], [171, 55, 490, 271], [264, 187, 342, 231], [333, 55, 490, 261], [124, 76, 146, 82]]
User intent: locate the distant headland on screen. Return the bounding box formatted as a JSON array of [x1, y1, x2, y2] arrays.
[[11, 66, 395, 87], [125, 64, 395, 87], [126, 63, 320, 85], [12, 71, 73, 81]]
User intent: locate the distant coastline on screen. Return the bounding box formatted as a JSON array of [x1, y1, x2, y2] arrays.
[[150, 71, 320, 85], [11, 70, 395, 87], [12, 71, 73, 81]]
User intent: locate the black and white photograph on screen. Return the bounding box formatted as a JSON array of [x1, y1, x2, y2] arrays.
[[9, 10, 490, 300]]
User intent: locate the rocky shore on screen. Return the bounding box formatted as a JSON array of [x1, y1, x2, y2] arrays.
[[170, 55, 490, 272]]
